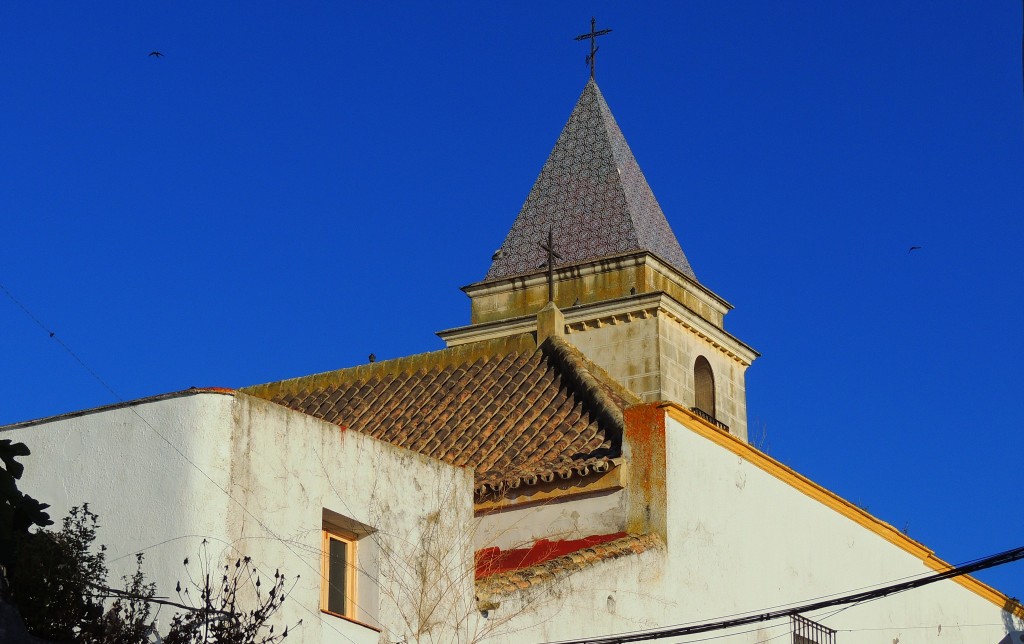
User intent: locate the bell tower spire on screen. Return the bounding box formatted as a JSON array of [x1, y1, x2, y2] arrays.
[[440, 76, 757, 441], [484, 80, 696, 282]]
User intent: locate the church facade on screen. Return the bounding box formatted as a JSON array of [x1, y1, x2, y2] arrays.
[[3, 78, 1022, 644]]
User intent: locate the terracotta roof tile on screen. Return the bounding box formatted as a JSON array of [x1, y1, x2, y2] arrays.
[[475, 533, 663, 599], [241, 334, 641, 496]]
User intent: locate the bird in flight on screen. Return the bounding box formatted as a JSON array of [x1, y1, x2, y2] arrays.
[[908, 246, 922, 253], [148, 51, 164, 58]]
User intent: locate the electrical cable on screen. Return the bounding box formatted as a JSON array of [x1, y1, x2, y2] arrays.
[[0, 282, 111, 392], [542, 544, 1024, 644], [535, 559, 957, 644], [837, 622, 1010, 633]]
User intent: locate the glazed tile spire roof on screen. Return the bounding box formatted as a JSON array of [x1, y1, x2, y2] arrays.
[[485, 78, 696, 281]]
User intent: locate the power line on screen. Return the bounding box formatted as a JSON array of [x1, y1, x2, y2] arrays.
[[543, 544, 1024, 644], [546, 553, 986, 644], [0, 281, 111, 393], [544, 558, 965, 644], [837, 622, 1011, 633]]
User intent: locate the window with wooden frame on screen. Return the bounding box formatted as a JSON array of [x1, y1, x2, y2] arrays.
[[321, 527, 357, 618]]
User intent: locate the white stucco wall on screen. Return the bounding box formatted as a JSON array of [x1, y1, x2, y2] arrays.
[[474, 488, 627, 552], [7, 394, 1018, 644], [478, 545, 669, 644], [2, 391, 478, 644], [222, 393, 477, 644], [659, 413, 1017, 643], [4, 393, 236, 599], [476, 412, 1021, 644]]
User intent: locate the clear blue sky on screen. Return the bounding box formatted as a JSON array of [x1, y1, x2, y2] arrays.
[[2, 1, 1022, 608]]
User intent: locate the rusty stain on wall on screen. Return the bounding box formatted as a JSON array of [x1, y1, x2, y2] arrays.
[[623, 403, 667, 540]]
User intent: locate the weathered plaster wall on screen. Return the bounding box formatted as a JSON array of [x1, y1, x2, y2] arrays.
[[3, 393, 236, 601], [478, 546, 669, 644], [622, 404, 667, 539], [2, 392, 479, 644], [225, 393, 477, 644], [474, 489, 627, 552], [10, 394, 1013, 644], [473, 411, 1020, 643], [661, 412, 1018, 643]]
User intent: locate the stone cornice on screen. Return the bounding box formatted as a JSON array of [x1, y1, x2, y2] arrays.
[[464, 251, 733, 315], [439, 291, 758, 366]]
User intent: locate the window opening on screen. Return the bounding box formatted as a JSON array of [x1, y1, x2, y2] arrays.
[[693, 355, 716, 418], [321, 528, 356, 618]]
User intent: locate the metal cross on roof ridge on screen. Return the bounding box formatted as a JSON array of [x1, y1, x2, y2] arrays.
[[539, 228, 563, 303], [574, 16, 612, 80]]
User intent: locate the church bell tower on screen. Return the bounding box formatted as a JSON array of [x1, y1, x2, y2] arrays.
[[438, 78, 758, 441]]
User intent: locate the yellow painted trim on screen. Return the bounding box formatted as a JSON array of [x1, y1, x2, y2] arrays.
[[321, 527, 357, 619], [475, 464, 625, 515], [319, 609, 382, 633], [662, 403, 1024, 618]]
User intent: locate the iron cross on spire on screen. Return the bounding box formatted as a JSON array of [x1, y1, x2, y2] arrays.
[[574, 17, 612, 79], [539, 228, 562, 303]]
